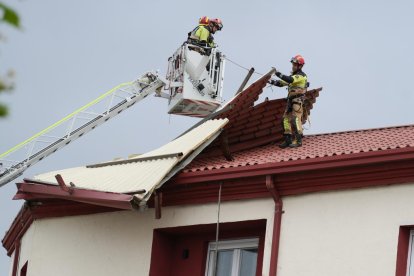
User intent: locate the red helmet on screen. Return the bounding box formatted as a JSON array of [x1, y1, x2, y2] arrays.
[[199, 16, 209, 26], [291, 55, 305, 65], [210, 18, 223, 30]]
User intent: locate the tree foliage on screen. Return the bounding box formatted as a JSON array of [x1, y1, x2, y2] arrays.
[[0, 3, 20, 28], [0, 2, 19, 117]]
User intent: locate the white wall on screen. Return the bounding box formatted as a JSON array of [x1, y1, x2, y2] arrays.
[[278, 183, 414, 276], [8, 251, 14, 276], [14, 198, 275, 276], [15, 223, 35, 273], [15, 183, 414, 276]]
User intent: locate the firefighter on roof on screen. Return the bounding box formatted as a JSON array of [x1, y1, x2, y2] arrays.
[[187, 17, 223, 48], [269, 55, 308, 148]]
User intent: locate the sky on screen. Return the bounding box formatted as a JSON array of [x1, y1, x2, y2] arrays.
[[1, 0, 414, 273]]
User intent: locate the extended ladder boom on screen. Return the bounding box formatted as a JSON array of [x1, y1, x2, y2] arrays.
[[0, 72, 166, 187]]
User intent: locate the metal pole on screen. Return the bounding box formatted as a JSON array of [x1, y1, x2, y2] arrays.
[[235, 67, 255, 95]]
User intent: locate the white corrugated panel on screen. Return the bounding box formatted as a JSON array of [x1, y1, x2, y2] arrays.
[[33, 119, 228, 196], [137, 119, 228, 158]]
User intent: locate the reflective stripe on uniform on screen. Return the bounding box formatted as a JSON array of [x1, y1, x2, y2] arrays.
[[288, 74, 307, 92], [283, 117, 292, 134], [189, 25, 215, 47], [194, 26, 210, 41]]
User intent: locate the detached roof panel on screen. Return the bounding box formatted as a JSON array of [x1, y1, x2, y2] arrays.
[[138, 119, 230, 158], [32, 158, 178, 194], [33, 119, 229, 195]]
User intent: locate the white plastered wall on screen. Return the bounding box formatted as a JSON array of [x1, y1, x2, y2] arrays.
[[15, 223, 35, 273], [7, 221, 35, 276], [278, 182, 414, 276], [8, 251, 14, 276], [14, 198, 275, 276]]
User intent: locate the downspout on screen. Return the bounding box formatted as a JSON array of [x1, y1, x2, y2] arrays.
[[266, 175, 283, 276]]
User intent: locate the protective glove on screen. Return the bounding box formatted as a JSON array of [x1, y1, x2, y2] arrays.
[[268, 79, 279, 86]]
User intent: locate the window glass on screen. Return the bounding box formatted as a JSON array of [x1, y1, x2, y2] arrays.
[[215, 250, 234, 276], [206, 238, 259, 276], [240, 249, 258, 276], [408, 231, 414, 276]]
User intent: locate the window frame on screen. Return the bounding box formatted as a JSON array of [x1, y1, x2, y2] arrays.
[[205, 238, 259, 276], [20, 261, 28, 276], [407, 230, 414, 276]]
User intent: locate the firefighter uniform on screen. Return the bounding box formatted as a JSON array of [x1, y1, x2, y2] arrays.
[[187, 17, 222, 48], [269, 55, 308, 148], [187, 25, 215, 47]]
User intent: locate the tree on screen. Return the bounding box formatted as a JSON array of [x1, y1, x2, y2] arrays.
[[0, 2, 19, 117]]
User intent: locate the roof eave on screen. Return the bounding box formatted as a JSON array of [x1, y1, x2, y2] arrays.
[[173, 147, 414, 185], [14, 182, 139, 210]]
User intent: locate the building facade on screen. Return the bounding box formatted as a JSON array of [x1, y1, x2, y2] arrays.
[[3, 72, 414, 275]]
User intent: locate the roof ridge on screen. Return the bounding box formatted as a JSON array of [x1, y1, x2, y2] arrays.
[[308, 123, 414, 137]]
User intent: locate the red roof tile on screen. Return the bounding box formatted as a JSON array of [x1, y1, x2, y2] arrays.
[[178, 67, 328, 175], [216, 69, 276, 121], [184, 125, 414, 173], [201, 67, 322, 157]]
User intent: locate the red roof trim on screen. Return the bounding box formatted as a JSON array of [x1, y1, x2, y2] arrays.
[[313, 123, 414, 137], [173, 147, 414, 184], [14, 182, 136, 210], [162, 155, 414, 206]]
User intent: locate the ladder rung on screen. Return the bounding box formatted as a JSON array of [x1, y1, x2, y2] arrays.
[[0, 73, 165, 188]]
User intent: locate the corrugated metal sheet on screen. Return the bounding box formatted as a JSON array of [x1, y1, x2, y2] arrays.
[[137, 118, 228, 158], [33, 119, 229, 196]]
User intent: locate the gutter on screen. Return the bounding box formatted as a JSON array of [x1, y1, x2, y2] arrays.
[[14, 180, 144, 210], [174, 147, 414, 185], [266, 175, 283, 276]]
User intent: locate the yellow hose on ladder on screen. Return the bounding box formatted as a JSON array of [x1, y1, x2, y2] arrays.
[[0, 81, 133, 159]]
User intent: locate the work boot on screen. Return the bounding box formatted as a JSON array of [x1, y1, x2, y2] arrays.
[[289, 134, 303, 148], [279, 135, 292, 149]]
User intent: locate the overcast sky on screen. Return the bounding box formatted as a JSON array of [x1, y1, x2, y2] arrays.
[[1, 0, 414, 273]]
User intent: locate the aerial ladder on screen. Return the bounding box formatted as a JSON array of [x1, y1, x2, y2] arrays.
[[0, 44, 225, 187]]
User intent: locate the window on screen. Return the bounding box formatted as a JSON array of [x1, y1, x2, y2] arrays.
[[407, 230, 414, 276], [149, 220, 266, 276], [205, 238, 259, 276]]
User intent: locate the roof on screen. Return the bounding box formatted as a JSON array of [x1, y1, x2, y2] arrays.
[[17, 118, 229, 207], [157, 72, 414, 198], [202, 69, 322, 156], [6, 67, 414, 256], [183, 124, 414, 173], [11, 68, 324, 208]]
